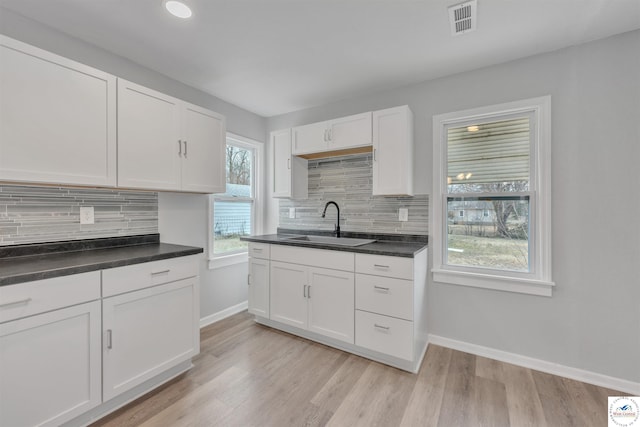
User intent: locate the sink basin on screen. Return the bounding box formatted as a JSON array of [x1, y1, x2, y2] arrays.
[[284, 235, 376, 247]]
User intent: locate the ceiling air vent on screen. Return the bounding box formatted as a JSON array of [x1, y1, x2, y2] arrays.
[[448, 0, 477, 36]]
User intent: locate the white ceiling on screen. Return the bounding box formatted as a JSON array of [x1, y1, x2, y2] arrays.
[[1, 0, 639, 117]]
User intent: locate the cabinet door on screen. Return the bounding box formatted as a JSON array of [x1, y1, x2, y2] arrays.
[[328, 112, 372, 151], [272, 128, 292, 197], [372, 106, 414, 196], [181, 103, 226, 193], [248, 257, 270, 318], [102, 278, 199, 401], [270, 261, 307, 329], [291, 121, 328, 155], [0, 36, 116, 187], [117, 79, 182, 191], [0, 301, 101, 427], [272, 129, 308, 199], [307, 267, 355, 344]]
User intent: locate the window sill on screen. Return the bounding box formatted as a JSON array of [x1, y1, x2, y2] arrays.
[[208, 252, 248, 270], [432, 268, 554, 297]]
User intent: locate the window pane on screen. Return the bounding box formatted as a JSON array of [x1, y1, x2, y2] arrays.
[[213, 200, 252, 255], [447, 117, 530, 193], [446, 196, 530, 272], [223, 145, 253, 197]]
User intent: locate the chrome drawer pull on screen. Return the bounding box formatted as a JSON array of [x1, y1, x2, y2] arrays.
[[106, 329, 113, 349], [373, 285, 390, 292], [374, 323, 390, 331], [373, 264, 390, 269], [151, 269, 170, 276], [0, 297, 32, 308], [252, 248, 263, 252]]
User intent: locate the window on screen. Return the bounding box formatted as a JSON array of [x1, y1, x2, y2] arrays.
[[209, 133, 262, 268], [432, 96, 553, 296]]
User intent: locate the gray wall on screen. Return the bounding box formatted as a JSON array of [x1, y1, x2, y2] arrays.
[[1, 8, 267, 320], [267, 30, 640, 382]]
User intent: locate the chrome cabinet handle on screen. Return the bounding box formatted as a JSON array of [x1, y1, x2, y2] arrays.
[[247, 274, 251, 285], [303, 285, 307, 298], [252, 248, 263, 252], [373, 148, 377, 161], [373, 285, 390, 292], [178, 140, 182, 156], [373, 264, 390, 269], [106, 329, 113, 349], [184, 140, 188, 158], [151, 269, 170, 276], [287, 158, 291, 170], [0, 297, 32, 308], [374, 324, 390, 331], [307, 285, 311, 298]]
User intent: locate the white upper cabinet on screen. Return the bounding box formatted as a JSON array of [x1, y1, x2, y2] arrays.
[[291, 112, 372, 156], [181, 103, 226, 193], [291, 121, 327, 155], [372, 105, 414, 196], [117, 79, 182, 191], [0, 35, 116, 187], [117, 79, 226, 193], [329, 112, 372, 151], [271, 128, 308, 199]]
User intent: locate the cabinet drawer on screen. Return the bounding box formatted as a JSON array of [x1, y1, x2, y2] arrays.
[[102, 255, 198, 297], [0, 272, 100, 323], [355, 274, 413, 321], [248, 243, 270, 259], [355, 253, 413, 280], [355, 310, 413, 361], [271, 245, 354, 272]]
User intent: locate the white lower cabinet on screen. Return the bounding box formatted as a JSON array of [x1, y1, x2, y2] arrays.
[[0, 301, 101, 427], [270, 259, 355, 344], [101, 257, 200, 402], [270, 260, 308, 330], [307, 267, 354, 343], [0, 255, 201, 426], [248, 257, 270, 318], [102, 278, 199, 401], [355, 310, 413, 361], [252, 243, 428, 372]]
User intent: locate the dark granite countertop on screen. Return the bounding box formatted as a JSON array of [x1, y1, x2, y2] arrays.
[[241, 229, 427, 258], [0, 234, 203, 287]]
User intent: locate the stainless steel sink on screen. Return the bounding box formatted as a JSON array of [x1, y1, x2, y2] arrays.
[[284, 235, 376, 247]]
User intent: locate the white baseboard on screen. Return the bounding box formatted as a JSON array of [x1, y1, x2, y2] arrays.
[[200, 301, 248, 328], [428, 335, 640, 395]]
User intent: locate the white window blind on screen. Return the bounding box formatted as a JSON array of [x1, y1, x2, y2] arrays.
[[447, 117, 530, 188]]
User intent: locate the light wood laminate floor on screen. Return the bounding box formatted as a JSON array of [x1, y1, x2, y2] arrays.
[[92, 311, 625, 427]]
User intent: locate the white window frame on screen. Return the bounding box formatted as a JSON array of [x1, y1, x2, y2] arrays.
[[431, 96, 554, 296], [208, 133, 263, 270]]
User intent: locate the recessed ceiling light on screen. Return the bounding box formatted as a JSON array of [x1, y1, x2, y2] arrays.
[[164, 0, 192, 19]]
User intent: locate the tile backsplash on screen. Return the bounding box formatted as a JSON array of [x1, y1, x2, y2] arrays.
[[0, 185, 158, 246], [279, 154, 428, 235]]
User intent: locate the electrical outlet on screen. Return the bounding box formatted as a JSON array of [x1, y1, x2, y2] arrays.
[[289, 207, 296, 219], [80, 206, 95, 224], [399, 208, 409, 222]]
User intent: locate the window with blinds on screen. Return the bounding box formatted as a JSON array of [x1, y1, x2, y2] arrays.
[[444, 113, 535, 273], [446, 115, 532, 191], [432, 96, 553, 296]]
